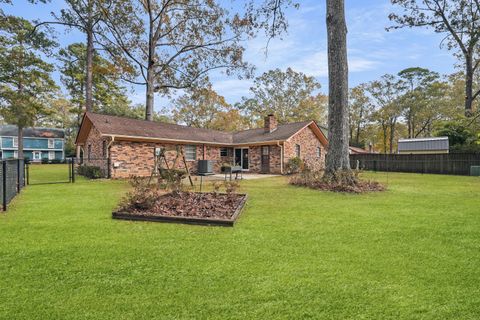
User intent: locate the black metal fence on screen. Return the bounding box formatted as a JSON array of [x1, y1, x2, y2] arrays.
[[1, 159, 25, 211], [350, 153, 480, 176], [25, 158, 75, 185]]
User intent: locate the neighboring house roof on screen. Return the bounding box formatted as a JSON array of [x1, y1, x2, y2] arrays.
[[76, 112, 328, 146], [398, 137, 449, 152], [349, 146, 372, 154], [0, 125, 65, 139]]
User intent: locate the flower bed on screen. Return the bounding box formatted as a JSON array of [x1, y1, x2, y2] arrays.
[[113, 192, 248, 227]]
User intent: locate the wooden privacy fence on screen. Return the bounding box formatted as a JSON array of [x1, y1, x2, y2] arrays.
[[350, 153, 480, 176], [0, 159, 25, 211]]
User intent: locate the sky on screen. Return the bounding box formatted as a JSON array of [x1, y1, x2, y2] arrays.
[[5, 0, 458, 113]]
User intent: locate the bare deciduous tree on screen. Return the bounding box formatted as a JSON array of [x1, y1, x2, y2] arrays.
[[99, 0, 254, 121]]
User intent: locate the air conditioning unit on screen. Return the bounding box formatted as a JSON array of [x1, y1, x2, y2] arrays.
[[197, 160, 213, 175]]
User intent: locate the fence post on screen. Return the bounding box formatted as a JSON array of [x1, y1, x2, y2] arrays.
[[68, 158, 71, 182], [17, 159, 20, 193], [3, 161, 7, 211], [26, 162, 29, 185], [71, 158, 75, 183], [373, 160, 377, 172]]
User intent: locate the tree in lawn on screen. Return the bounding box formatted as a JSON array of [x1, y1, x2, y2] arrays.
[[367, 74, 406, 154], [349, 84, 374, 147], [0, 15, 57, 159], [171, 87, 247, 131], [324, 0, 353, 183], [397, 67, 440, 138], [34, 0, 121, 112], [58, 43, 133, 123], [389, 0, 480, 116], [99, 0, 252, 121], [237, 68, 325, 126]]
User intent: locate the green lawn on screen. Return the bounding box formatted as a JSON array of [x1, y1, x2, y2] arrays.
[[1, 167, 480, 319]]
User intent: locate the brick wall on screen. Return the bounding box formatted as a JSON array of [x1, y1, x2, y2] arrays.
[[284, 126, 325, 171], [248, 145, 282, 174], [109, 141, 233, 179], [79, 124, 326, 178], [81, 126, 109, 175]]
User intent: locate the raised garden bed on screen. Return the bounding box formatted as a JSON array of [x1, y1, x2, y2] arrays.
[[113, 192, 248, 227]]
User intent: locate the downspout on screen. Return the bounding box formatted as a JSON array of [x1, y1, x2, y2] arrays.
[[277, 141, 284, 175], [106, 136, 115, 178], [106, 136, 115, 154]]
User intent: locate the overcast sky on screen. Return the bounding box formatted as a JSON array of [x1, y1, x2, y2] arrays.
[[6, 0, 457, 113]]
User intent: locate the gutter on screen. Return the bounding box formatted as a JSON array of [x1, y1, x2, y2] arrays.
[[102, 133, 287, 147]]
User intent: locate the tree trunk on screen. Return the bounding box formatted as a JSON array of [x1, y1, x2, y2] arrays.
[[17, 126, 24, 160], [325, 0, 351, 178], [465, 53, 474, 117], [85, 26, 94, 112], [389, 120, 396, 154], [145, 65, 155, 121], [382, 124, 387, 154], [145, 13, 155, 121]]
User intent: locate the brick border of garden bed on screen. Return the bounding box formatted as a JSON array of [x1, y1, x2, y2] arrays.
[[112, 193, 248, 227]]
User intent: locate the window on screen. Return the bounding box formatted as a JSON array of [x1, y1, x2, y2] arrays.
[[12, 137, 18, 148], [102, 140, 107, 158], [220, 147, 229, 157], [13, 151, 18, 159], [316, 147, 321, 158], [185, 145, 196, 161], [295, 144, 301, 158], [48, 151, 55, 160], [88, 144, 91, 160], [48, 139, 54, 149]]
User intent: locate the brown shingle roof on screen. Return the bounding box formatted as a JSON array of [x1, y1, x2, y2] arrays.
[[86, 112, 233, 144], [82, 112, 323, 146], [233, 121, 311, 144]]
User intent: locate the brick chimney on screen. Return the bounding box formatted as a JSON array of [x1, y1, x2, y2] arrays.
[[264, 114, 277, 133]]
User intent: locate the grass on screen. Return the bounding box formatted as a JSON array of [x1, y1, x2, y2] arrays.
[[1, 165, 480, 319]]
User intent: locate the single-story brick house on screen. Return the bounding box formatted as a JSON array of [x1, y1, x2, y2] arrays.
[[75, 112, 329, 178]]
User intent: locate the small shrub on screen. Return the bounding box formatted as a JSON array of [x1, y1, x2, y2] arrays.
[[77, 165, 103, 179], [41, 158, 49, 164], [50, 159, 62, 164], [211, 181, 222, 194], [285, 157, 304, 174], [224, 181, 239, 195], [119, 176, 160, 211]]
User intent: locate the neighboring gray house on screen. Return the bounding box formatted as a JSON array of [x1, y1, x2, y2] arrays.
[[398, 137, 449, 154], [0, 125, 65, 161]]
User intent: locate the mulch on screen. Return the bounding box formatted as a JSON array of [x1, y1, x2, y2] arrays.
[[124, 192, 246, 220]]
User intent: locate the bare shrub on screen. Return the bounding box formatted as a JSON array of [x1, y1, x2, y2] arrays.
[[224, 180, 240, 195], [211, 181, 222, 195], [119, 176, 161, 211]]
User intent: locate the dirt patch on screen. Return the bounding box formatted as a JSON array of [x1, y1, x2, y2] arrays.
[[116, 192, 247, 223]]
